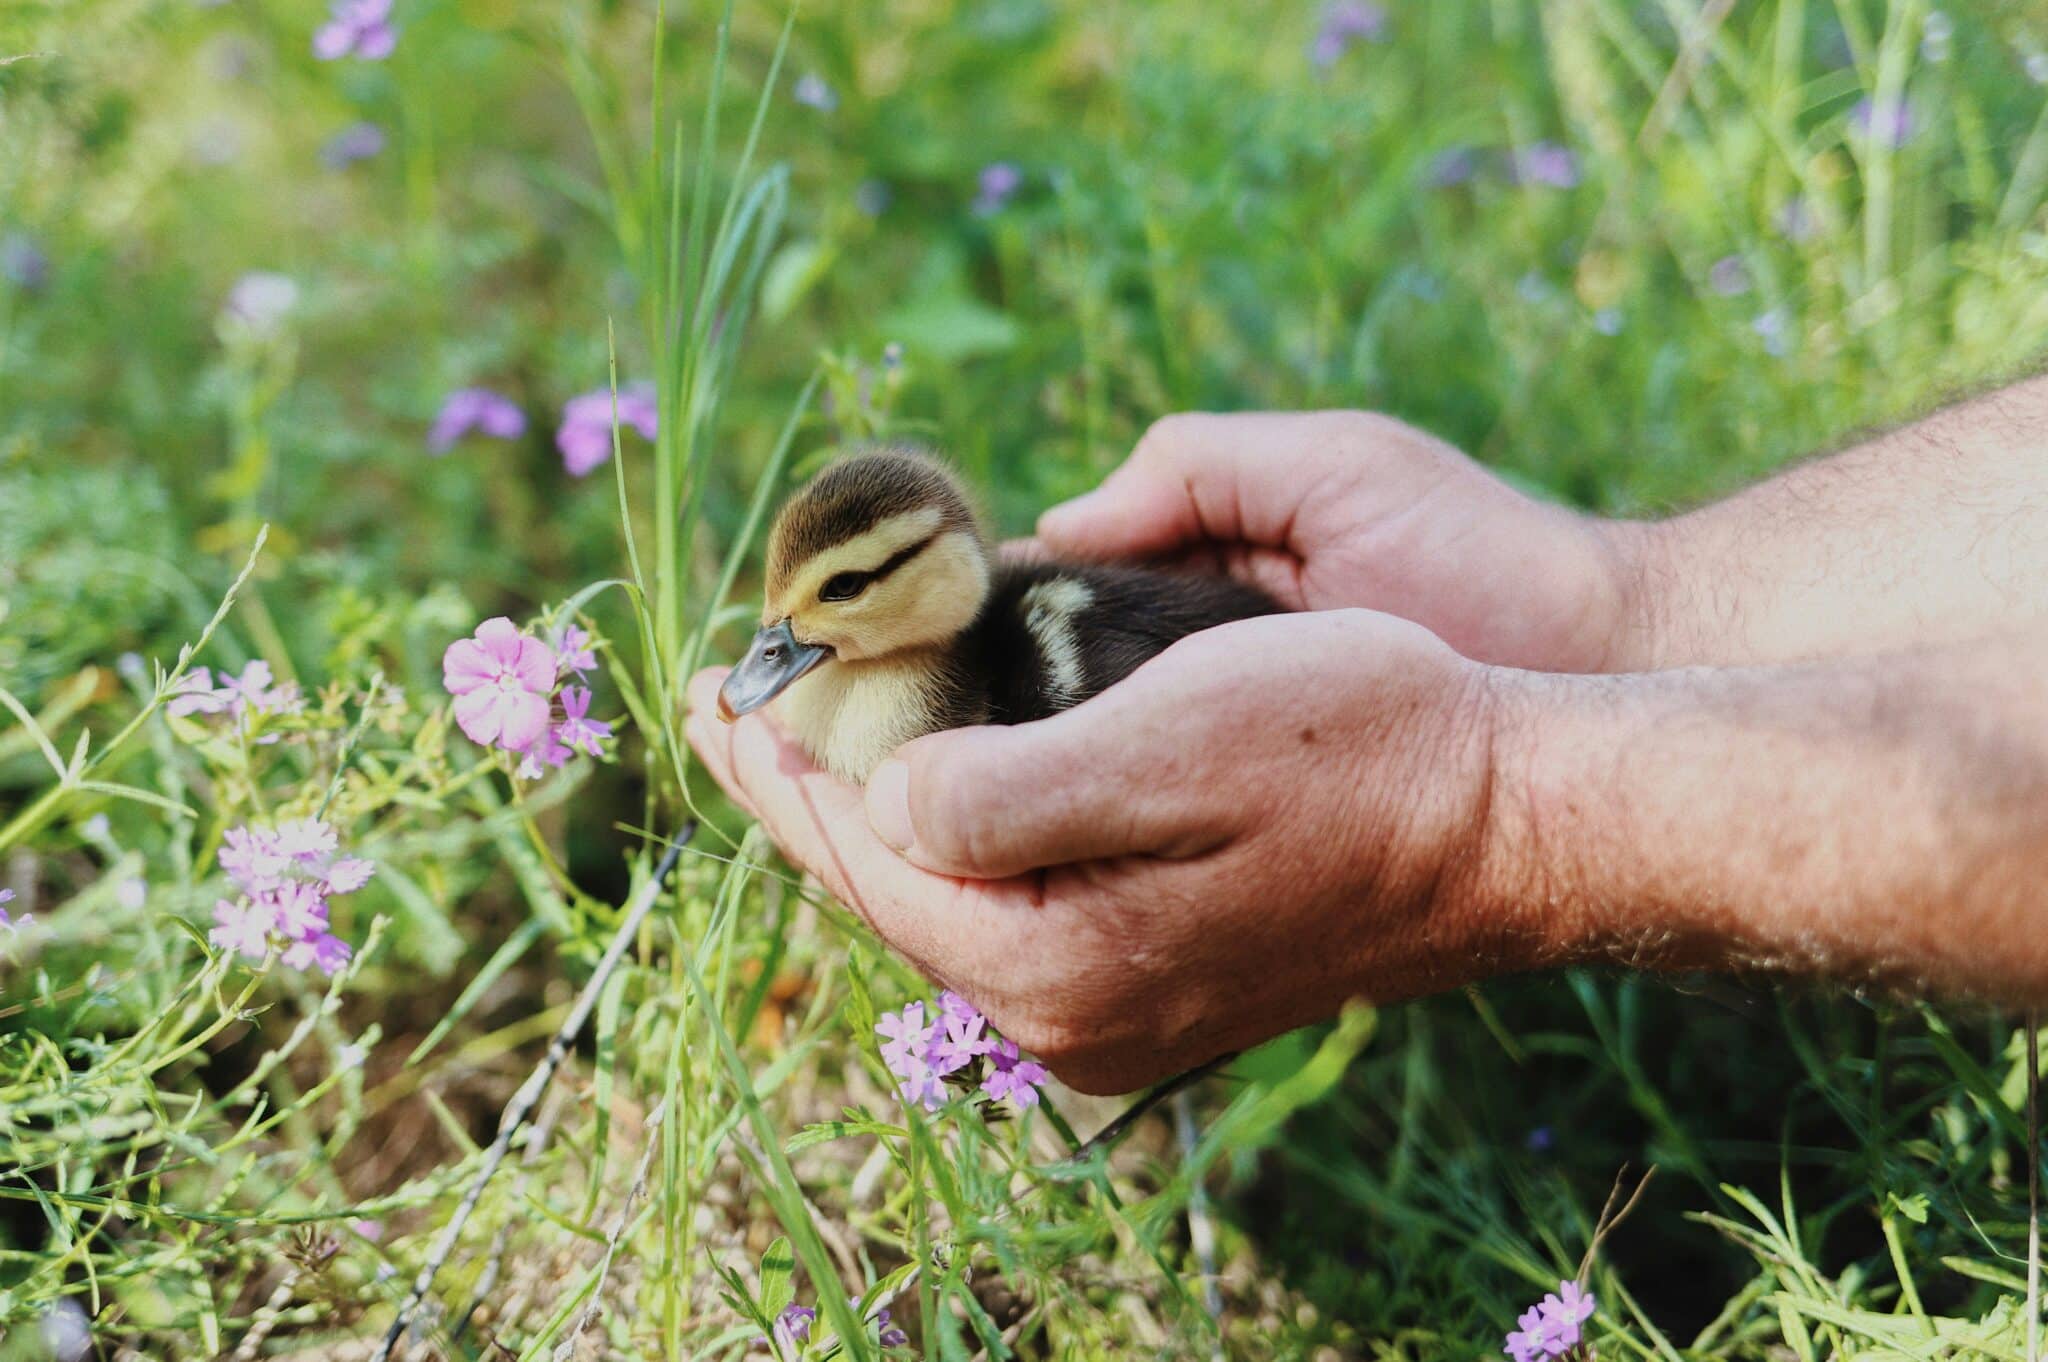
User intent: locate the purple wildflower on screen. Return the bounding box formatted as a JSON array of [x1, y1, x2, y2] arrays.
[[554, 624, 598, 677], [876, 1002, 933, 1072], [897, 1061, 947, 1112], [1776, 195, 1818, 242], [878, 994, 1047, 1113], [182, 660, 303, 737], [429, 387, 527, 454], [980, 1037, 1048, 1107], [1752, 306, 1792, 357], [773, 1303, 816, 1351], [553, 686, 611, 758], [1423, 145, 1480, 188], [1539, 1280, 1596, 1349], [314, 0, 397, 61], [1708, 255, 1752, 296], [39, 1297, 90, 1362], [222, 272, 298, 337], [268, 880, 330, 940], [2, 234, 49, 291], [0, 887, 22, 934], [972, 162, 1022, 217], [1309, 0, 1387, 66], [283, 931, 353, 974], [167, 668, 232, 717], [210, 898, 275, 960], [1503, 1279, 1596, 1360], [556, 383, 658, 477], [793, 73, 837, 112], [514, 731, 573, 782], [874, 1305, 909, 1349], [1504, 1304, 1551, 1362], [1510, 141, 1580, 189], [211, 819, 371, 975], [1851, 95, 1917, 149], [930, 1005, 989, 1075], [320, 121, 386, 169]]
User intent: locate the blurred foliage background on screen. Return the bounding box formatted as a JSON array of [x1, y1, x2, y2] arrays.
[[5, 0, 2048, 1357]]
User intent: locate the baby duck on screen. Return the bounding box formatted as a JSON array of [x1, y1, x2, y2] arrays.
[[716, 448, 1279, 782]]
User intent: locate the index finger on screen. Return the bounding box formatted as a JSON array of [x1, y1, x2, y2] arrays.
[[683, 668, 1027, 980]]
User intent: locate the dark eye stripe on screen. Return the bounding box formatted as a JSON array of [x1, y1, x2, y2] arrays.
[[871, 530, 940, 580], [816, 530, 942, 603]]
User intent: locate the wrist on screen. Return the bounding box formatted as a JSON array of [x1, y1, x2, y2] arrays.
[[1582, 514, 1682, 673], [1451, 665, 1614, 974]]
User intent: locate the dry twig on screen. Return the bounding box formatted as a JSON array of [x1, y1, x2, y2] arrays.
[[371, 828, 690, 1362]]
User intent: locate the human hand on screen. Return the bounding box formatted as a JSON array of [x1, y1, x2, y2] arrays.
[[685, 609, 1574, 1095], [1037, 411, 1646, 673]]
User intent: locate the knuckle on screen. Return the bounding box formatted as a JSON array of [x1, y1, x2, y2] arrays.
[[1312, 408, 1400, 453], [1134, 411, 1207, 465]]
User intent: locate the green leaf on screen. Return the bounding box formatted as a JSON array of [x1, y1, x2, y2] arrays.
[[762, 239, 834, 320], [785, 1120, 906, 1155], [759, 1235, 795, 1318]]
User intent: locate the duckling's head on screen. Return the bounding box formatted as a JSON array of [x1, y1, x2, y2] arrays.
[[717, 449, 991, 721]]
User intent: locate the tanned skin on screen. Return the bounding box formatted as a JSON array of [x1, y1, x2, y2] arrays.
[[686, 378, 2048, 1096]]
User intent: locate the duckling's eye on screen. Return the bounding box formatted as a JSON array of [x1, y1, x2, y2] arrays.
[[819, 571, 871, 602]]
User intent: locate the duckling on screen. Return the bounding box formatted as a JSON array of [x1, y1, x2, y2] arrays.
[[716, 447, 1280, 782]]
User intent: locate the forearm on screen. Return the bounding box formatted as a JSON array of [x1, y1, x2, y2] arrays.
[[1608, 373, 2048, 668], [1483, 629, 2048, 1004]]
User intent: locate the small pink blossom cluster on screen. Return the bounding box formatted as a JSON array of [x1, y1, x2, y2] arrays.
[[875, 990, 1048, 1113], [441, 618, 611, 779], [166, 660, 304, 742], [209, 819, 371, 975], [1504, 1280, 1596, 1362]]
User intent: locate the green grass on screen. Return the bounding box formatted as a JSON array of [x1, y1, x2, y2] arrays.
[[3, 0, 2047, 1356]]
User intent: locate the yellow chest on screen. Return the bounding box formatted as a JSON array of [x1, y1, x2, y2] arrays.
[[770, 652, 969, 783]]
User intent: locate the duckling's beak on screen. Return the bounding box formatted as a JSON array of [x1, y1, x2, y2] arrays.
[[716, 619, 832, 722]]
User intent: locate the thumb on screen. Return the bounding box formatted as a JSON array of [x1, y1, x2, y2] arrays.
[[862, 703, 1223, 879]]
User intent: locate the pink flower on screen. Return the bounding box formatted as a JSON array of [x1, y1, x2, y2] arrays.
[[268, 881, 330, 941], [442, 617, 558, 752], [220, 825, 291, 895], [1538, 1280, 1595, 1349], [272, 818, 339, 863], [167, 669, 230, 716], [283, 931, 353, 974], [555, 384, 657, 477], [325, 858, 376, 893], [210, 898, 274, 960], [553, 686, 612, 758], [213, 821, 372, 976]]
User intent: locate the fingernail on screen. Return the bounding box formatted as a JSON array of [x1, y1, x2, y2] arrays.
[[865, 759, 915, 852]]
